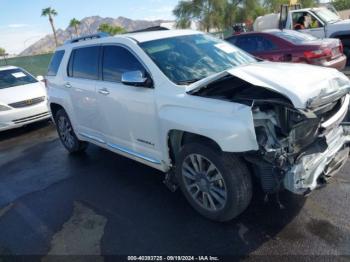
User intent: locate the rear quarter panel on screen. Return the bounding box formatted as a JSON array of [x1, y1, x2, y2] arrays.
[[46, 48, 76, 125]]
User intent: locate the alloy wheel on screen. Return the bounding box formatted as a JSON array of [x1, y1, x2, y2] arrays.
[[57, 116, 75, 149], [181, 154, 227, 211]]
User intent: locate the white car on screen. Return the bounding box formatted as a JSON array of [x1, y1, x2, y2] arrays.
[[47, 30, 350, 221], [0, 66, 50, 131]]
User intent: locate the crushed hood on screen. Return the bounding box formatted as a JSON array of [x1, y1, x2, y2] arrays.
[[187, 62, 350, 109]]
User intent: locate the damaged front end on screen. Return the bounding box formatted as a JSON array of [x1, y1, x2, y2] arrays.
[[191, 74, 350, 195], [252, 94, 350, 195]]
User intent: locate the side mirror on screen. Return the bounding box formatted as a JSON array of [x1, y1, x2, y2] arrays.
[[37, 75, 44, 82], [121, 71, 152, 88]]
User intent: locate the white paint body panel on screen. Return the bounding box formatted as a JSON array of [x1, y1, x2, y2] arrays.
[[187, 62, 350, 109]]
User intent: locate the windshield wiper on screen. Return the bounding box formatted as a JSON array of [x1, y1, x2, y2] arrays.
[[177, 78, 202, 85]]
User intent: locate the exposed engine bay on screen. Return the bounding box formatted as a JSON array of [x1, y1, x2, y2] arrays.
[[191, 75, 350, 195]]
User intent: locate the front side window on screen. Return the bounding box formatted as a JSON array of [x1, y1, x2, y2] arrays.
[[292, 12, 307, 30], [102, 45, 145, 82], [0, 68, 37, 89], [69, 46, 99, 80], [140, 34, 256, 85], [292, 12, 324, 30]]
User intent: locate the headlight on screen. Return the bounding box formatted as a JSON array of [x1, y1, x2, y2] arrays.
[[280, 107, 320, 150], [290, 118, 320, 150], [0, 104, 11, 111]]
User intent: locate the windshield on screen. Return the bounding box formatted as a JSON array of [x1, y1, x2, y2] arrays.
[[313, 8, 341, 23], [140, 34, 257, 85], [0, 68, 37, 89], [269, 30, 317, 44]]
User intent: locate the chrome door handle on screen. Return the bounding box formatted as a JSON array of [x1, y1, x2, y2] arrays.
[[65, 82, 72, 88], [98, 88, 110, 95]]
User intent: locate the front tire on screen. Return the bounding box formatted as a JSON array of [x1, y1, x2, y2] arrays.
[[175, 143, 252, 222], [54, 109, 88, 153]]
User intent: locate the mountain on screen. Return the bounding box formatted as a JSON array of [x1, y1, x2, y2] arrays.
[[20, 16, 171, 56]]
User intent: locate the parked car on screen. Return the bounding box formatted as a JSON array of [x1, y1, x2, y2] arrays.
[[253, 6, 350, 63], [0, 66, 50, 131], [47, 31, 350, 222], [226, 30, 347, 70]]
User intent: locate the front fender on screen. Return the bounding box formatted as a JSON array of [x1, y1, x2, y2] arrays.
[[159, 102, 259, 156]]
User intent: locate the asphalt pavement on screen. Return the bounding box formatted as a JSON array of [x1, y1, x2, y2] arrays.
[[0, 121, 349, 260]]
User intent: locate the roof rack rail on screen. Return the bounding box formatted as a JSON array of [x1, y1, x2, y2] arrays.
[[64, 32, 110, 45]]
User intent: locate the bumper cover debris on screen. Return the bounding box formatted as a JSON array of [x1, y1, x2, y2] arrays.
[[284, 125, 350, 195]]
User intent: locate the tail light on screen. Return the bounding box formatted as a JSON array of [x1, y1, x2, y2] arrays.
[[304, 48, 332, 60], [339, 42, 344, 54]]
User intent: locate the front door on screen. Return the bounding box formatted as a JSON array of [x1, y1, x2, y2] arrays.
[[96, 45, 162, 163]]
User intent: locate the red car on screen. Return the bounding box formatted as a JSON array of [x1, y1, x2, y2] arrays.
[[226, 29, 347, 70]]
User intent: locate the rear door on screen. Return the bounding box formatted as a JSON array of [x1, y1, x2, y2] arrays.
[[96, 44, 161, 163], [64, 45, 101, 139]]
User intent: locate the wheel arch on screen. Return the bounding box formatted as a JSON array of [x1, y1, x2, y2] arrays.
[[167, 130, 223, 166], [50, 103, 65, 119], [329, 31, 350, 39]]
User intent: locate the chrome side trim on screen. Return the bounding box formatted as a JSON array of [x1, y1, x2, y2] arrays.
[[107, 142, 161, 165], [79, 132, 105, 144]]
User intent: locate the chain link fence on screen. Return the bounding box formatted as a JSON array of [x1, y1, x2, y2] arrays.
[[0, 53, 53, 77]]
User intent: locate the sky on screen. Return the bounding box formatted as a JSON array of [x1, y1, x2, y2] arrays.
[[0, 0, 179, 54]]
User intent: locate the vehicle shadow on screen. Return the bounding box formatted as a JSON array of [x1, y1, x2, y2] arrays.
[[0, 142, 306, 257], [65, 147, 307, 257], [0, 120, 53, 142]]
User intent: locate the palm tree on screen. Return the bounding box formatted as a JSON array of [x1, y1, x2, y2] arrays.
[[98, 23, 126, 35], [0, 48, 7, 65], [41, 7, 58, 47], [173, 0, 227, 32], [223, 0, 244, 29], [69, 18, 81, 36]]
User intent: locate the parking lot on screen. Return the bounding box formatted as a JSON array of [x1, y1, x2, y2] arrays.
[[0, 120, 349, 259]]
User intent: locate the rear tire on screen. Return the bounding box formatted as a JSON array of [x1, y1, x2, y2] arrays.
[[54, 109, 88, 153], [175, 143, 252, 222]]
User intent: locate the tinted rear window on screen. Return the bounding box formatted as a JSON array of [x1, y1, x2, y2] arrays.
[[225, 37, 237, 45], [69, 46, 99, 80], [269, 30, 317, 44], [232, 35, 277, 52], [47, 50, 65, 76], [0, 68, 37, 89]]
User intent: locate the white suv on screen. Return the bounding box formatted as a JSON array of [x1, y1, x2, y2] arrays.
[[47, 30, 350, 221]]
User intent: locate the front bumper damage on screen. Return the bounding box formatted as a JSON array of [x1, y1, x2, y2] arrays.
[[284, 94, 350, 195], [250, 92, 350, 195], [284, 125, 350, 195]]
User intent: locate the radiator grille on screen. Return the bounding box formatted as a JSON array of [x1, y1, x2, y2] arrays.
[[9, 96, 45, 108]]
